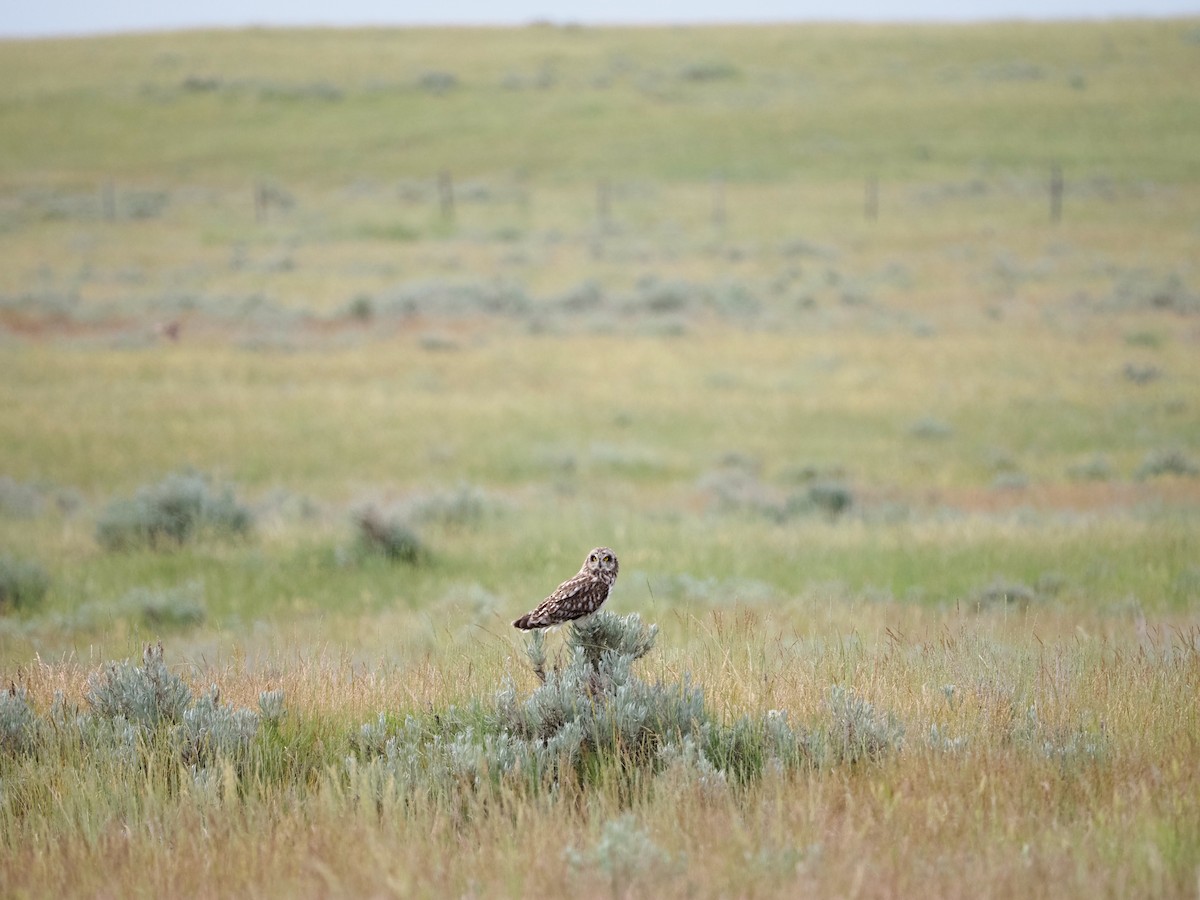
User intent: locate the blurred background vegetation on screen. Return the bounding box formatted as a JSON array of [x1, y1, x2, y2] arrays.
[[0, 19, 1197, 662]]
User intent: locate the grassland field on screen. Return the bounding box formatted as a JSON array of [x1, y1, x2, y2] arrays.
[[1, 18, 1199, 899]]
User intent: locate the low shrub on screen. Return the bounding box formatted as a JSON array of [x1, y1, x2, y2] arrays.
[[347, 611, 902, 805], [1135, 448, 1199, 480], [1066, 454, 1114, 481], [77, 644, 277, 774], [0, 476, 44, 518], [909, 416, 954, 440], [119, 582, 206, 629], [566, 814, 676, 891], [95, 471, 252, 551], [806, 479, 854, 516], [401, 483, 494, 527], [819, 685, 905, 766], [698, 469, 853, 522], [970, 578, 1040, 611], [180, 685, 261, 768], [0, 685, 38, 756], [355, 508, 424, 563], [416, 71, 459, 93], [0, 555, 50, 613], [0, 644, 285, 796], [85, 642, 193, 731], [679, 60, 739, 82]]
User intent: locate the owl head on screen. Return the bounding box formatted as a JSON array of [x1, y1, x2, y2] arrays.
[[584, 547, 619, 583]]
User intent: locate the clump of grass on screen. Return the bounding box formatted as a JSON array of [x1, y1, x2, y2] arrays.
[[95, 471, 253, 551], [0, 556, 50, 613], [354, 508, 424, 563]]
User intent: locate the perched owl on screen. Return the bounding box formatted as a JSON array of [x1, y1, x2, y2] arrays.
[[512, 547, 619, 630]]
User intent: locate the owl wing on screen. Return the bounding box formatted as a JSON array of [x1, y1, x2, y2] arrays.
[[513, 571, 606, 630], [546, 570, 593, 605]]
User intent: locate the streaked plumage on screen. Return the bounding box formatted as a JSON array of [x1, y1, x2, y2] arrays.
[[512, 547, 619, 630]]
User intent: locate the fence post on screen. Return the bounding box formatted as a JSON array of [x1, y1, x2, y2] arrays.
[[1050, 162, 1063, 224], [438, 170, 455, 221]]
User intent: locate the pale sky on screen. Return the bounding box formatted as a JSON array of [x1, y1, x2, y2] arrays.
[[2, 0, 1198, 37]]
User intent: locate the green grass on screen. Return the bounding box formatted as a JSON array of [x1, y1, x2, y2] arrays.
[[2, 21, 1199, 183], [1, 18, 1199, 899]]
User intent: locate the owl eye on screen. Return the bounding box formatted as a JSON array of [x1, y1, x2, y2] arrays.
[[603, 554, 612, 563], [589, 554, 597, 562]]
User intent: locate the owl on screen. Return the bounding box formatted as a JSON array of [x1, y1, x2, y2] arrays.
[[512, 547, 619, 630]]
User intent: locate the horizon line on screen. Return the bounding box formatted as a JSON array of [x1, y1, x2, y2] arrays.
[[3, 11, 1198, 40]]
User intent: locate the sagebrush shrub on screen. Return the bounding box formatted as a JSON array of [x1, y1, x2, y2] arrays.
[[180, 685, 260, 768], [971, 578, 1039, 611], [0, 555, 50, 612], [1135, 448, 1199, 480], [818, 685, 905, 766], [0, 476, 44, 518], [402, 483, 493, 527], [347, 611, 900, 804], [96, 470, 252, 550], [355, 508, 424, 563], [85, 642, 193, 730], [806, 479, 854, 516], [0, 685, 38, 756], [119, 582, 206, 629], [566, 814, 674, 890], [258, 689, 286, 726], [1014, 703, 1107, 770]]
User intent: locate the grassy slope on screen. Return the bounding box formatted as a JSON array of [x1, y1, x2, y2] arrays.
[[1, 21, 1198, 184]]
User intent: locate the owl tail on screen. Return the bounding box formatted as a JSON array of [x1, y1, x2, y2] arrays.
[[512, 613, 539, 630]]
